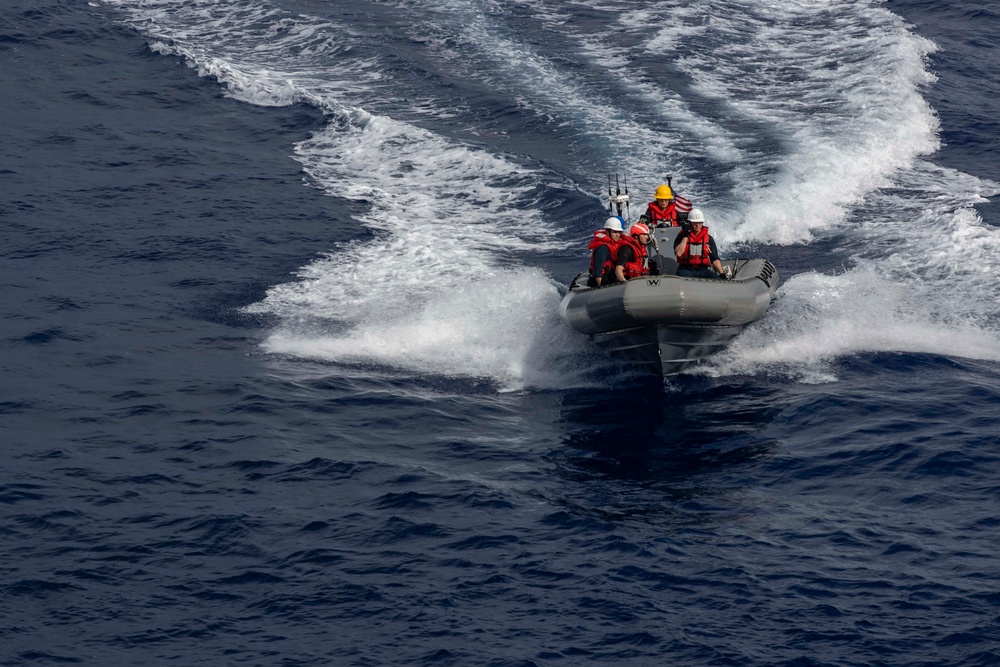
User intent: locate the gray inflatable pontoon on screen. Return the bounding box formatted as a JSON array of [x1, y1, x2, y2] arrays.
[[559, 226, 779, 376]]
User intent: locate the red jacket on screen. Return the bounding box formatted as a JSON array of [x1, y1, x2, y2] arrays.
[[678, 226, 712, 267], [644, 200, 678, 227], [618, 234, 649, 279], [588, 230, 620, 278]]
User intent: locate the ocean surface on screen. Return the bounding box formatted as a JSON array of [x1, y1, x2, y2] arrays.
[[2, 0, 999, 664]]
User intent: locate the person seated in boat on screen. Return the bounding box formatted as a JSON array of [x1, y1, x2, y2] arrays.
[[674, 209, 728, 279], [638, 184, 678, 228], [612, 222, 652, 283], [588, 216, 624, 287]]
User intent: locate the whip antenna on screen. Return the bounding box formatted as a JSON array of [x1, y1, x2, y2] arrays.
[[623, 173, 631, 223]]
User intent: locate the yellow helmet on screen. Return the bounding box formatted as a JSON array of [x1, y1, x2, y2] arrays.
[[654, 184, 673, 200]]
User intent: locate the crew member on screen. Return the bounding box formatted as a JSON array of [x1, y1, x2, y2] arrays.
[[588, 217, 624, 287], [613, 222, 652, 283], [674, 209, 727, 279], [639, 184, 678, 227]]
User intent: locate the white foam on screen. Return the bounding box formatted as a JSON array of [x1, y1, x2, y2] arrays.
[[666, 1, 943, 244], [105, 0, 384, 107], [708, 259, 1000, 381], [247, 111, 566, 328], [391, 0, 720, 191], [100, 0, 595, 381], [709, 168, 1000, 378], [622, 5, 707, 53], [648, 3, 1000, 378], [260, 269, 597, 391]]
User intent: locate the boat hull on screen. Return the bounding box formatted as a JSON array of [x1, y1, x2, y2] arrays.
[[559, 255, 779, 376], [591, 323, 747, 376]]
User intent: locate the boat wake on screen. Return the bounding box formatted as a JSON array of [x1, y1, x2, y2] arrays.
[[99, 0, 1000, 385]]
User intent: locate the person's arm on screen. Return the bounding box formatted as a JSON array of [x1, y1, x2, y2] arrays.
[[709, 237, 726, 277], [674, 232, 688, 260], [614, 245, 633, 283], [638, 204, 652, 226], [593, 246, 609, 286]]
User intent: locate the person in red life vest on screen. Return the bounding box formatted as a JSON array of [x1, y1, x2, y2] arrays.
[[674, 208, 728, 279], [588, 217, 624, 287], [638, 184, 679, 228], [612, 222, 652, 283]]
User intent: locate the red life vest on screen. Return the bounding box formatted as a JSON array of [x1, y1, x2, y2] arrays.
[[645, 200, 678, 227], [588, 230, 620, 278], [619, 234, 649, 279], [679, 226, 712, 267]]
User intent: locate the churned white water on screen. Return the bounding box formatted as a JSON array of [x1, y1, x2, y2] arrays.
[[101, 0, 1000, 384]]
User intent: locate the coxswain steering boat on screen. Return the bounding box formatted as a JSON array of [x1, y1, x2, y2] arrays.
[[559, 175, 779, 376]]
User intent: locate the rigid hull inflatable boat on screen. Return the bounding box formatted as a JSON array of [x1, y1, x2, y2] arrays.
[[559, 225, 779, 376]]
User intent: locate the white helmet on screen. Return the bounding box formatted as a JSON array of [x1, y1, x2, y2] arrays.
[[687, 208, 705, 224], [603, 217, 624, 232]]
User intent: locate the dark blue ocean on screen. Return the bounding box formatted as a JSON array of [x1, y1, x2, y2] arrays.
[[3, 0, 999, 664]]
